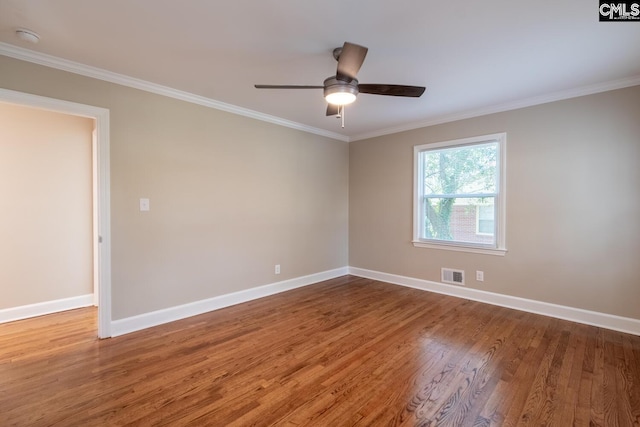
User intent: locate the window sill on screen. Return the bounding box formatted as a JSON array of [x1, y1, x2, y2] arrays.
[[412, 240, 507, 256]]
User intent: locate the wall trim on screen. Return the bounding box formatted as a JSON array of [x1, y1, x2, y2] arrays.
[[13, 267, 633, 337], [349, 75, 640, 141], [111, 267, 349, 337], [0, 42, 349, 143], [4, 42, 640, 145], [349, 267, 640, 336], [0, 294, 94, 324]]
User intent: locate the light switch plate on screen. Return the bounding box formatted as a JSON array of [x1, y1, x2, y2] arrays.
[[140, 198, 150, 211]]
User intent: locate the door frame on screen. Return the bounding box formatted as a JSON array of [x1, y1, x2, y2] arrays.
[[0, 88, 112, 338]]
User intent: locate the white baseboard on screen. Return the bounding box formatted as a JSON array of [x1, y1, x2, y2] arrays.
[[0, 294, 94, 324], [349, 267, 640, 336], [111, 267, 349, 337]]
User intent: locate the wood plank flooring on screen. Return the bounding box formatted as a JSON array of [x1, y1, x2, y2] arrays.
[[1, 275, 640, 426]]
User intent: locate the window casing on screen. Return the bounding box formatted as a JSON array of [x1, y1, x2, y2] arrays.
[[413, 133, 506, 256]]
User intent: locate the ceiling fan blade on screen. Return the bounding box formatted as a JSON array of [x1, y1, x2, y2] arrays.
[[336, 42, 368, 82], [254, 85, 323, 89], [326, 104, 339, 116], [358, 84, 426, 97]]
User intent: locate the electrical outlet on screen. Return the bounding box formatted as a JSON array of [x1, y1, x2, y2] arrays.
[[275, 264, 280, 274], [476, 270, 484, 282]]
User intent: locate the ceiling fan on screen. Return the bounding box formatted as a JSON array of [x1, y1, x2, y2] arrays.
[[255, 42, 426, 127]]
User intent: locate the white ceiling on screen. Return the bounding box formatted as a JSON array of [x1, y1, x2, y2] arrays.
[[1, 0, 639, 140]]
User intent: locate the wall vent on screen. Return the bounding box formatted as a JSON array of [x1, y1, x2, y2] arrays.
[[441, 268, 465, 285]]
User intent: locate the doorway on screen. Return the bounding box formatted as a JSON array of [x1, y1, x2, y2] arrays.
[[0, 88, 111, 338]]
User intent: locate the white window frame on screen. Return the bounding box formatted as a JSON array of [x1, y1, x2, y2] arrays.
[[412, 133, 507, 256]]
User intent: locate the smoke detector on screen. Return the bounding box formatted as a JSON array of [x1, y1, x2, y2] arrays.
[[15, 29, 40, 44]]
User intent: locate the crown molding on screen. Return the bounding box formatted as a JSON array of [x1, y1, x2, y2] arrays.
[[3, 42, 639, 144], [0, 42, 349, 142], [350, 74, 640, 141]]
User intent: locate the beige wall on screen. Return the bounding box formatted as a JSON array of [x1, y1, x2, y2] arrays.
[[350, 86, 640, 320], [0, 102, 94, 309], [0, 55, 349, 320], [4, 53, 636, 323]]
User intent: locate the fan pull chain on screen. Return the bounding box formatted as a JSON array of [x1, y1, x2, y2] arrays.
[[334, 105, 346, 128]]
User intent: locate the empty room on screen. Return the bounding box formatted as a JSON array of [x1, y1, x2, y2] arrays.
[[1, 1, 639, 425]]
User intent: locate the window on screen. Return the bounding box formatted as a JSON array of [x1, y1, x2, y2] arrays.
[[413, 133, 506, 255]]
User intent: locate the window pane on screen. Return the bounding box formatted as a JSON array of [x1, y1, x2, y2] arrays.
[[424, 196, 496, 245], [477, 204, 495, 235], [421, 142, 497, 196], [478, 219, 494, 234]]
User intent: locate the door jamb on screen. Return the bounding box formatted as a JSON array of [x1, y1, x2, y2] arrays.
[[0, 88, 112, 338]]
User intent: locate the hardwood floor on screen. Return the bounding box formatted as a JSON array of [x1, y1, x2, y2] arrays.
[[1, 275, 639, 426]]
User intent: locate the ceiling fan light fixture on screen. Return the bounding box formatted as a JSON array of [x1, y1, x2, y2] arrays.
[[254, 42, 426, 127], [325, 91, 357, 106], [323, 76, 359, 106]]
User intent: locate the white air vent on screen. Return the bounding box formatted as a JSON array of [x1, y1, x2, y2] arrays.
[[441, 268, 465, 285]]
